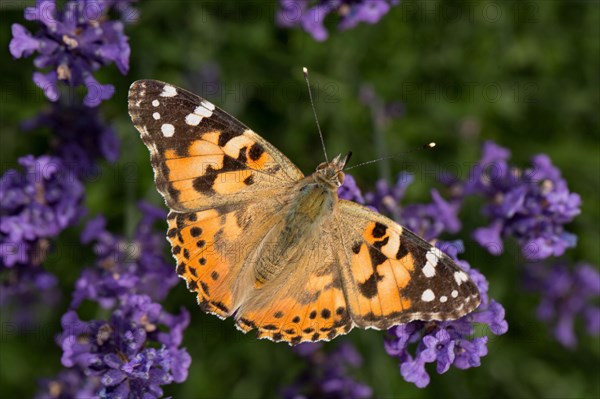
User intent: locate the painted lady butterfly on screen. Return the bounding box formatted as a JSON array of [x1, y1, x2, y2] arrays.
[[128, 79, 480, 345]]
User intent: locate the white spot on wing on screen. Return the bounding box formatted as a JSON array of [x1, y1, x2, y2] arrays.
[[431, 246, 443, 258], [194, 105, 213, 118], [451, 290, 458, 298], [422, 248, 439, 278], [422, 263, 436, 278], [201, 99, 215, 111], [440, 296, 448, 303], [454, 271, 469, 285], [160, 85, 177, 97], [185, 113, 202, 126], [161, 123, 175, 137], [152, 112, 160, 120], [421, 289, 435, 302], [152, 99, 160, 107]]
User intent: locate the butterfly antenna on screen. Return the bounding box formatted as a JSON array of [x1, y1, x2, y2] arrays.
[[303, 67, 329, 163], [345, 142, 436, 171]]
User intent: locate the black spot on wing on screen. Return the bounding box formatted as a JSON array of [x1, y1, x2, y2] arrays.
[[243, 175, 254, 185], [218, 129, 243, 147], [396, 240, 409, 259], [221, 154, 247, 173], [200, 281, 210, 295], [248, 143, 264, 161], [239, 318, 256, 329], [237, 146, 248, 163], [193, 173, 217, 194], [211, 301, 229, 313], [372, 222, 387, 238], [190, 227, 202, 237], [358, 273, 381, 298], [368, 243, 388, 267], [262, 324, 278, 331]]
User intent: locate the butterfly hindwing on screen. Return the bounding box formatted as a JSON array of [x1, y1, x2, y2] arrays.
[[334, 200, 481, 330], [234, 229, 354, 344], [128, 80, 304, 212], [167, 196, 290, 320]]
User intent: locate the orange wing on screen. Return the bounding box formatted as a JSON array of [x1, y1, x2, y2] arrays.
[[233, 229, 354, 345], [166, 199, 284, 320], [334, 200, 481, 330], [128, 80, 303, 212], [128, 79, 307, 327]]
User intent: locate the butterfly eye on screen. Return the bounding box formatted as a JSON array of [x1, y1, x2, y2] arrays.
[[336, 171, 345, 186], [316, 162, 327, 171]]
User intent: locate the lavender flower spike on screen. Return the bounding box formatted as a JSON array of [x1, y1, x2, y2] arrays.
[[10, 0, 130, 106], [282, 342, 373, 399], [72, 202, 178, 308], [525, 262, 600, 348], [57, 295, 191, 399], [277, 0, 400, 41], [21, 104, 120, 178], [0, 155, 84, 268], [466, 141, 581, 260], [385, 241, 508, 388]]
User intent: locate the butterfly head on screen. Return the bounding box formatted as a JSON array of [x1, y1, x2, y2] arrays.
[[314, 152, 352, 188]]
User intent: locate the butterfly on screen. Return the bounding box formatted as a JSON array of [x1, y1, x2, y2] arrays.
[[128, 79, 481, 345]]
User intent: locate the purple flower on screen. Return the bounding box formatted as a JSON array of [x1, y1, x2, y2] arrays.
[[10, 0, 131, 106], [401, 189, 462, 241], [525, 262, 600, 348], [21, 104, 120, 179], [338, 1, 399, 31], [56, 294, 191, 398], [0, 266, 60, 329], [0, 155, 84, 268], [466, 141, 581, 260], [363, 172, 413, 218], [282, 342, 373, 399], [277, 0, 399, 41], [72, 202, 178, 308], [338, 174, 366, 204], [36, 369, 99, 399], [385, 241, 508, 388]]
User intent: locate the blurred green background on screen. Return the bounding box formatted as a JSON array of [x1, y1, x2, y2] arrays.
[[1, 0, 599, 398]]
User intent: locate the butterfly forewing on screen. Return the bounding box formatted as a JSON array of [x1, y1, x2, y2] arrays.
[[334, 200, 480, 329], [128, 80, 303, 212]]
